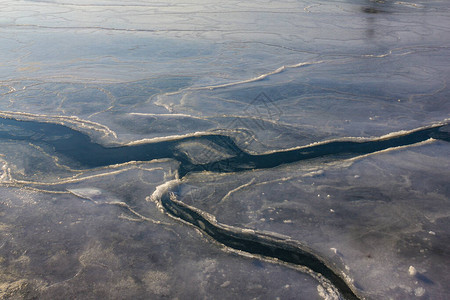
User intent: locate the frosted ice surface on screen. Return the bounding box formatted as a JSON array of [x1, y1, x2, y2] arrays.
[[0, 0, 449, 299]]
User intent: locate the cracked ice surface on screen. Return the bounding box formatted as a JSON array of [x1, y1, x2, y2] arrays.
[[178, 140, 450, 299], [0, 0, 449, 299], [0, 160, 324, 299]]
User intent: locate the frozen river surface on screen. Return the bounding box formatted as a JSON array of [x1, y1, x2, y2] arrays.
[[0, 0, 449, 299]]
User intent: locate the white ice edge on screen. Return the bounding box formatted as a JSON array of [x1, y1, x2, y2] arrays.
[[149, 179, 181, 203], [0, 110, 117, 138], [7, 160, 171, 186], [128, 112, 207, 120], [124, 131, 220, 145], [162, 60, 327, 96]]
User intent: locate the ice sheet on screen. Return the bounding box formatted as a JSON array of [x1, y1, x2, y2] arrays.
[[1, 0, 449, 299]]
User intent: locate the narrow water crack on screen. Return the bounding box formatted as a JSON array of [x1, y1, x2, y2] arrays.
[[160, 190, 360, 300]]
